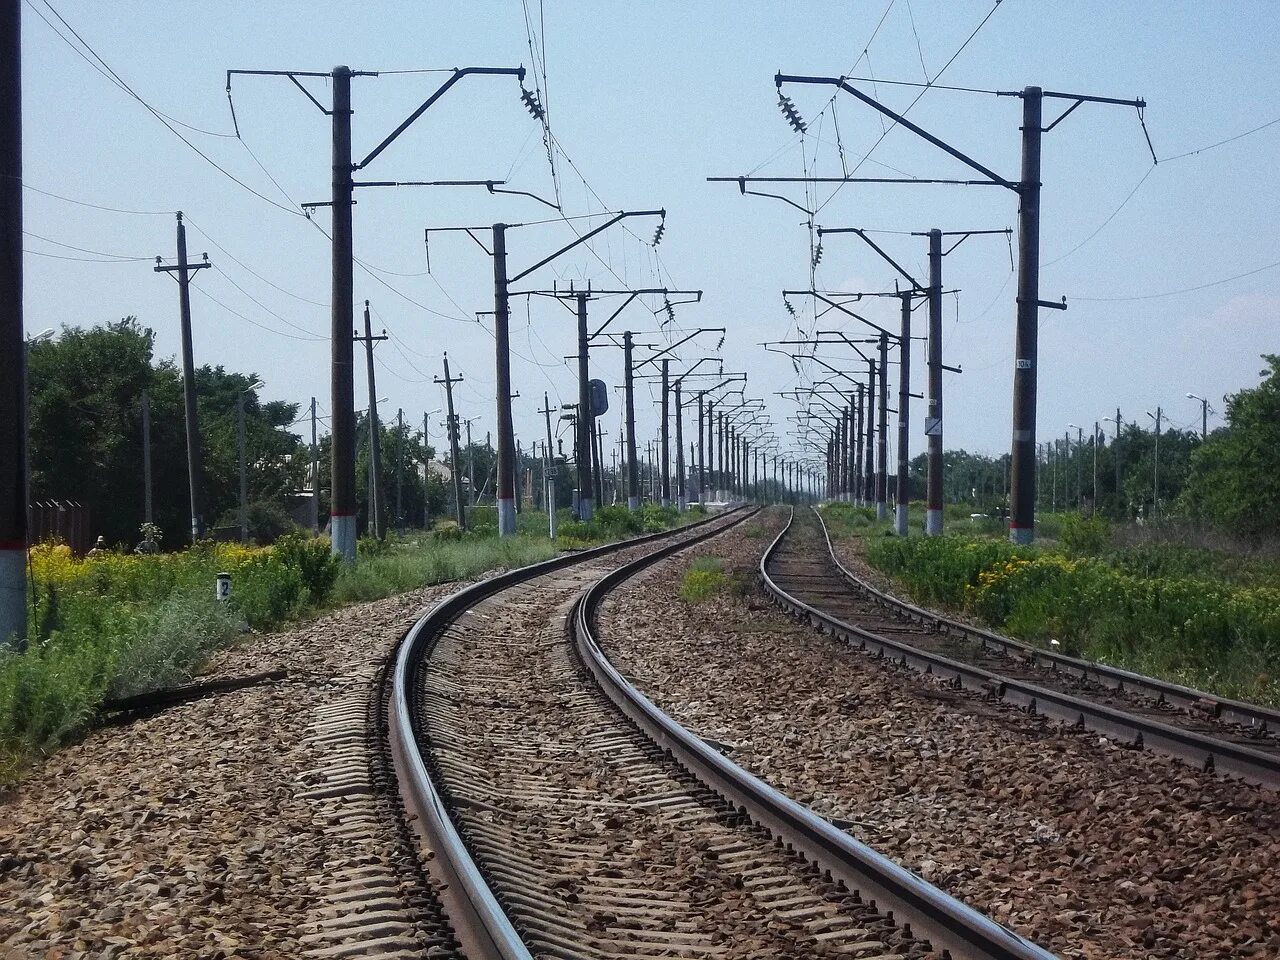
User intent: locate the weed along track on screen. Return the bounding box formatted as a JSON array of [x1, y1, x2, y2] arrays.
[[766, 508, 1280, 789], [390, 508, 1054, 960]]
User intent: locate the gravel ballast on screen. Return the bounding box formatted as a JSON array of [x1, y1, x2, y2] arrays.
[[598, 511, 1280, 959], [0, 584, 466, 959]]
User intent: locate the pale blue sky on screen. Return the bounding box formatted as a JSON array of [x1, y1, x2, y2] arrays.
[[19, 1, 1280, 465]]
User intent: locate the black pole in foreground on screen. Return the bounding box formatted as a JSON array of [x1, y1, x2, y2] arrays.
[[0, 2, 24, 647]]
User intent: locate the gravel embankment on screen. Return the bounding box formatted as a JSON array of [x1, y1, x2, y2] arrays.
[[0, 583, 466, 959], [598, 512, 1280, 960]]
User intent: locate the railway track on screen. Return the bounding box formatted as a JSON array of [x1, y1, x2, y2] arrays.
[[762, 507, 1280, 790], [387, 508, 1057, 960]]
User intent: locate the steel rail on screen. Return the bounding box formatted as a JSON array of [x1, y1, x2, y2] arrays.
[[812, 508, 1280, 735], [575, 506, 1058, 960], [758, 508, 1280, 789], [388, 507, 743, 960]]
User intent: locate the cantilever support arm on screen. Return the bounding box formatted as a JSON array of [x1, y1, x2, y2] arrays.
[[358, 66, 526, 170], [776, 74, 1018, 191], [511, 210, 665, 284]]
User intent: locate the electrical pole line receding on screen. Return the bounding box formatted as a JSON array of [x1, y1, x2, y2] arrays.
[[427, 209, 666, 534], [154, 212, 212, 544], [227, 64, 537, 559], [769, 72, 1146, 543]]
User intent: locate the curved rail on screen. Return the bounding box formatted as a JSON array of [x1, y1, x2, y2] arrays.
[[387, 508, 742, 960], [758, 507, 1280, 789], [814, 508, 1280, 736], [576, 506, 1058, 960]]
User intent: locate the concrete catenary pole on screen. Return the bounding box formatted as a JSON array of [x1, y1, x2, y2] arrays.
[[895, 292, 912, 535], [1009, 87, 1043, 544], [877, 332, 889, 521], [623, 331, 639, 509], [926, 228, 944, 535], [310, 397, 320, 534], [328, 66, 357, 561], [575, 291, 594, 520], [674, 381, 685, 510], [491, 223, 517, 536], [659, 359, 671, 506]]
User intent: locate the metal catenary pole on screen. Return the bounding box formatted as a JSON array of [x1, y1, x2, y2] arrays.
[[422, 411, 432, 528], [395, 408, 405, 527], [154, 212, 211, 543]]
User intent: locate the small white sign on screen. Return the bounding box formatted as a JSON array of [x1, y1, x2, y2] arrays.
[[924, 417, 943, 436], [1016, 358, 1032, 369], [216, 572, 232, 601]]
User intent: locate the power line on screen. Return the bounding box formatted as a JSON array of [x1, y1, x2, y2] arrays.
[[815, 0, 1005, 214], [1161, 114, 1280, 163], [191, 284, 326, 342], [29, 0, 304, 217], [1072, 259, 1280, 302], [18, 181, 173, 215], [22, 230, 149, 260], [184, 214, 327, 307]]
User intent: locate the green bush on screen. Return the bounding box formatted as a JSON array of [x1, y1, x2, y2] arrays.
[[1058, 513, 1113, 556], [866, 534, 1280, 705], [432, 521, 465, 542], [274, 533, 341, 606]]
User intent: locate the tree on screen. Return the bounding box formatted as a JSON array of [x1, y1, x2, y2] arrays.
[[1181, 355, 1280, 540], [27, 319, 304, 548]]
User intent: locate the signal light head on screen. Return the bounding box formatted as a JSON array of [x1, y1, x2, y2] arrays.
[[778, 93, 806, 134], [520, 86, 545, 120]]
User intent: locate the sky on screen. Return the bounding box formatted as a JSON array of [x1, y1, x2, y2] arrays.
[[17, 1, 1280, 470]]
